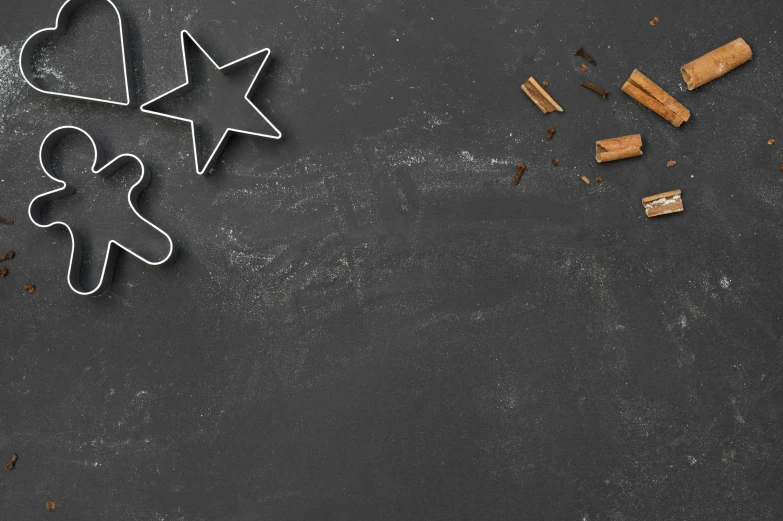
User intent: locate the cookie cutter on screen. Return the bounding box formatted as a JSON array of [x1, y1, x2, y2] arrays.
[[19, 0, 134, 106], [140, 30, 282, 175], [28, 126, 177, 296]]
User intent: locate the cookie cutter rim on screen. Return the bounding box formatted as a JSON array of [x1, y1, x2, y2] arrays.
[[28, 126, 177, 296], [18, 0, 134, 106], [140, 30, 282, 175]]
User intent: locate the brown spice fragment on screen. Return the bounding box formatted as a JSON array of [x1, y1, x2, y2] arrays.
[[573, 46, 596, 65], [681, 38, 752, 90], [0, 217, 13, 225], [46, 501, 56, 512], [769, 139, 776, 145], [579, 64, 588, 72], [650, 17, 659, 26], [5, 454, 17, 470], [595, 176, 602, 183], [580, 175, 591, 185], [0, 251, 15, 262], [596, 134, 643, 163], [581, 81, 608, 99], [622, 70, 691, 127], [0, 267, 7, 277], [513, 163, 526, 186], [542, 80, 549, 87], [667, 160, 677, 167], [521, 77, 563, 113], [551, 158, 559, 166], [24, 284, 35, 294], [643, 190, 683, 218], [546, 126, 555, 140]]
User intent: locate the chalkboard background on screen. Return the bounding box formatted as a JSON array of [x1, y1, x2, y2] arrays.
[[2, 0, 783, 519]]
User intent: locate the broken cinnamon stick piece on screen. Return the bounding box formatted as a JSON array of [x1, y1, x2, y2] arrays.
[[580, 175, 591, 185], [680, 38, 752, 90], [622, 70, 690, 127], [667, 160, 677, 167], [642, 190, 684, 218], [595, 134, 643, 163], [521, 77, 563, 113]]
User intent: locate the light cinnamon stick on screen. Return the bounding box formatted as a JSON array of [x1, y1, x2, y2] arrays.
[[595, 134, 643, 163], [680, 38, 752, 90], [521, 77, 563, 113], [642, 190, 683, 218], [622, 70, 690, 127]]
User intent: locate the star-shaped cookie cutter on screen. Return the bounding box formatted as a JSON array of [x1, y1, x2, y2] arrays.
[[19, 0, 134, 106], [140, 30, 282, 175], [28, 126, 177, 296]]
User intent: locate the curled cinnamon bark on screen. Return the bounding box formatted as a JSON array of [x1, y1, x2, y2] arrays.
[[521, 77, 563, 113], [595, 134, 643, 163], [680, 38, 752, 90], [642, 190, 683, 218], [622, 70, 690, 127]]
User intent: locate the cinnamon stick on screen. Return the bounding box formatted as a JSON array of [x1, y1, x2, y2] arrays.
[[521, 77, 563, 114], [642, 190, 683, 218], [680, 38, 752, 90], [595, 134, 643, 163], [622, 70, 690, 127]]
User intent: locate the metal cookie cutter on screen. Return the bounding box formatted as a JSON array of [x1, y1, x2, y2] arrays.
[[19, 0, 134, 106], [28, 126, 177, 295], [140, 30, 282, 175]]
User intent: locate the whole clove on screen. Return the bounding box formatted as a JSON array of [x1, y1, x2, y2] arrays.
[[0, 267, 7, 277], [0, 251, 14, 262], [514, 163, 526, 185], [546, 126, 555, 140], [5, 454, 17, 470], [573, 46, 596, 65], [0, 217, 13, 225], [581, 81, 608, 99]]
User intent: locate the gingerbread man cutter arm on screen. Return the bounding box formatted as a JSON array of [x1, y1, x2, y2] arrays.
[[29, 126, 177, 296]]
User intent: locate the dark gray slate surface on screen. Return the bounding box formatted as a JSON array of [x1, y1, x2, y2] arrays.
[[2, 0, 783, 519]]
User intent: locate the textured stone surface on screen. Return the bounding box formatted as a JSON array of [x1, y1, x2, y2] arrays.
[[1, 0, 783, 519]]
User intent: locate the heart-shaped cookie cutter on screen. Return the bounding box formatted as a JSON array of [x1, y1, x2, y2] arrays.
[[28, 126, 177, 295], [19, 0, 134, 106]]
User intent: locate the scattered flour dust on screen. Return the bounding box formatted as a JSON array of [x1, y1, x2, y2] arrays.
[[0, 44, 24, 133], [719, 275, 731, 289]]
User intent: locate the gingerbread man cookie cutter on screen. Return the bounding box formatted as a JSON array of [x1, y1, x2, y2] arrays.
[[28, 126, 177, 295]]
